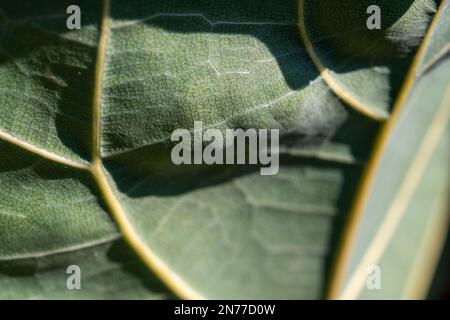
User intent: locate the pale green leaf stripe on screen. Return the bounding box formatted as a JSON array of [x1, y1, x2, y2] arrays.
[[419, 1, 450, 74], [340, 61, 450, 299], [336, 9, 450, 298]]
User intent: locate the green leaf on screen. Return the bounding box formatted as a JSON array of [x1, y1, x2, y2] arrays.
[[0, 239, 172, 299], [329, 0, 450, 299], [300, 0, 437, 119], [0, 0, 446, 299]]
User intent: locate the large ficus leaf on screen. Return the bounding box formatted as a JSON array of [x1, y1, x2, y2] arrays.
[[0, 0, 447, 299]]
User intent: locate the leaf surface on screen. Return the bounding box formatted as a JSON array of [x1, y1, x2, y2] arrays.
[[0, 239, 171, 299], [329, 0, 450, 299], [0, 0, 444, 299], [300, 0, 437, 119]]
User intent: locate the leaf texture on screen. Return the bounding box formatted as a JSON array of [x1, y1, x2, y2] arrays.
[[300, 0, 438, 119], [329, 0, 450, 299], [0, 0, 445, 299]]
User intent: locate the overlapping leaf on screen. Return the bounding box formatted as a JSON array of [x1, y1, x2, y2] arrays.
[[300, 0, 437, 119], [330, 0, 450, 299], [0, 0, 445, 299]]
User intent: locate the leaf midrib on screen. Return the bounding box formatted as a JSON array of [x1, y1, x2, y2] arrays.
[[0, 0, 203, 300], [88, 0, 203, 300]]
